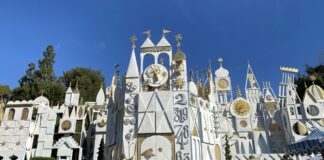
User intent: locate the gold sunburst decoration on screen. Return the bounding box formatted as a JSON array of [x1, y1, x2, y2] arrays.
[[174, 77, 186, 89]]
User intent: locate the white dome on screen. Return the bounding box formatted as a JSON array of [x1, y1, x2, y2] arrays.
[[307, 84, 324, 101], [189, 81, 198, 95], [34, 96, 49, 105], [215, 66, 229, 77]]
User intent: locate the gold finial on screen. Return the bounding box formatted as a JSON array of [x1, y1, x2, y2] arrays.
[[143, 30, 151, 38], [130, 35, 137, 49], [218, 57, 223, 66], [310, 75, 317, 84], [162, 29, 171, 37], [175, 34, 182, 48], [237, 85, 242, 97]]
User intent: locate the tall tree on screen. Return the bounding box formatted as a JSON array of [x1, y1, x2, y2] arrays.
[[38, 45, 56, 82], [11, 45, 65, 105], [0, 85, 11, 102], [97, 138, 104, 160], [60, 67, 105, 102], [295, 65, 324, 98], [224, 134, 232, 160]]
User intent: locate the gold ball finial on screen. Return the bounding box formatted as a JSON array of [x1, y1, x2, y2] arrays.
[[218, 57, 223, 66], [130, 35, 137, 49], [175, 34, 183, 48]]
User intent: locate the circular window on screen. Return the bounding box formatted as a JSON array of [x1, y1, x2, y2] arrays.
[[240, 120, 248, 127], [307, 105, 319, 116]]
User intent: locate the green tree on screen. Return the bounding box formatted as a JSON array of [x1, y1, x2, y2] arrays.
[[60, 67, 105, 102], [295, 65, 324, 98], [11, 45, 65, 105], [97, 138, 104, 160], [0, 85, 11, 102], [224, 134, 232, 160]]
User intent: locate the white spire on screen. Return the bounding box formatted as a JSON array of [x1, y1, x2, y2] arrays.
[[245, 63, 260, 89], [140, 37, 155, 48], [96, 85, 105, 106], [126, 48, 140, 78], [157, 36, 171, 47]]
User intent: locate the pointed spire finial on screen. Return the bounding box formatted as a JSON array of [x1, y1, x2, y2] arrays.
[[76, 80, 79, 88], [218, 57, 223, 66], [237, 85, 242, 97], [114, 64, 120, 76], [190, 69, 194, 81], [69, 81, 72, 87], [208, 59, 212, 71], [130, 35, 137, 49], [162, 29, 171, 37], [175, 34, 182, 48], [143, 30, 151, 38]]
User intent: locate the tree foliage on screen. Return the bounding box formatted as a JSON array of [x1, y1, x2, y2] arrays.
[[224, 134, 232, 160], [295, 65, 324, 98], [60, 67, 105, 102], [11, 45, 65, 105], [0, 85, 11, 102], [97, 138, 104, 160]]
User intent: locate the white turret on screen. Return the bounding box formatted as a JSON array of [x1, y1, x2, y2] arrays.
[[96, 85, 106, 106]]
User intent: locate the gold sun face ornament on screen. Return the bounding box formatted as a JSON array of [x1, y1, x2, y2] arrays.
[[61, 120, 72, 131], [174, 77, 185, 89], [232, 99, 250, 116], [218, 79, 229, 89]]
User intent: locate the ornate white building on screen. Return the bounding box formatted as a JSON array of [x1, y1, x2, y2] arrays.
[[0, 30, 323, 160]]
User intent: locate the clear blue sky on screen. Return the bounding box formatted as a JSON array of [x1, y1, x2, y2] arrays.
[[1, 0, 323, 93]]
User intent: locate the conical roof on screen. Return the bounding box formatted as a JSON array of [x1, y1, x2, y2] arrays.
[[96, 86, 105, 106], [140, 37, 155, 48], [126, 49, 139, 78], [157, 36, 171, 47]]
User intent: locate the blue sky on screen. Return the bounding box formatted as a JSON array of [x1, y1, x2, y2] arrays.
[[0, 0, 323, 93]]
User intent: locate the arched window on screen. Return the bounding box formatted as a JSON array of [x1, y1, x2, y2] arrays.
[[21, 108, 29, 120], [8, 109, 15, 120]]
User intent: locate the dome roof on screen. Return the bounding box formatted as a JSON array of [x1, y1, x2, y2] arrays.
[[34, 96, 49, 105], [307, 84, 324, 101], [189, 81, 198, 95], [215, 66, 229, 77], [173, 49, 186, 61]]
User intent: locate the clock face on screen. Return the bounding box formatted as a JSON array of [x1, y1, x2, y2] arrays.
[[61, 120, 71, 131], [232, 100, 250, 116], [218, 79, 229, 89], [143, 64, 168, 87]]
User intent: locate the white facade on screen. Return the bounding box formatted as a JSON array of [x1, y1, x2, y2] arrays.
[[1, 31, 324, 160]]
